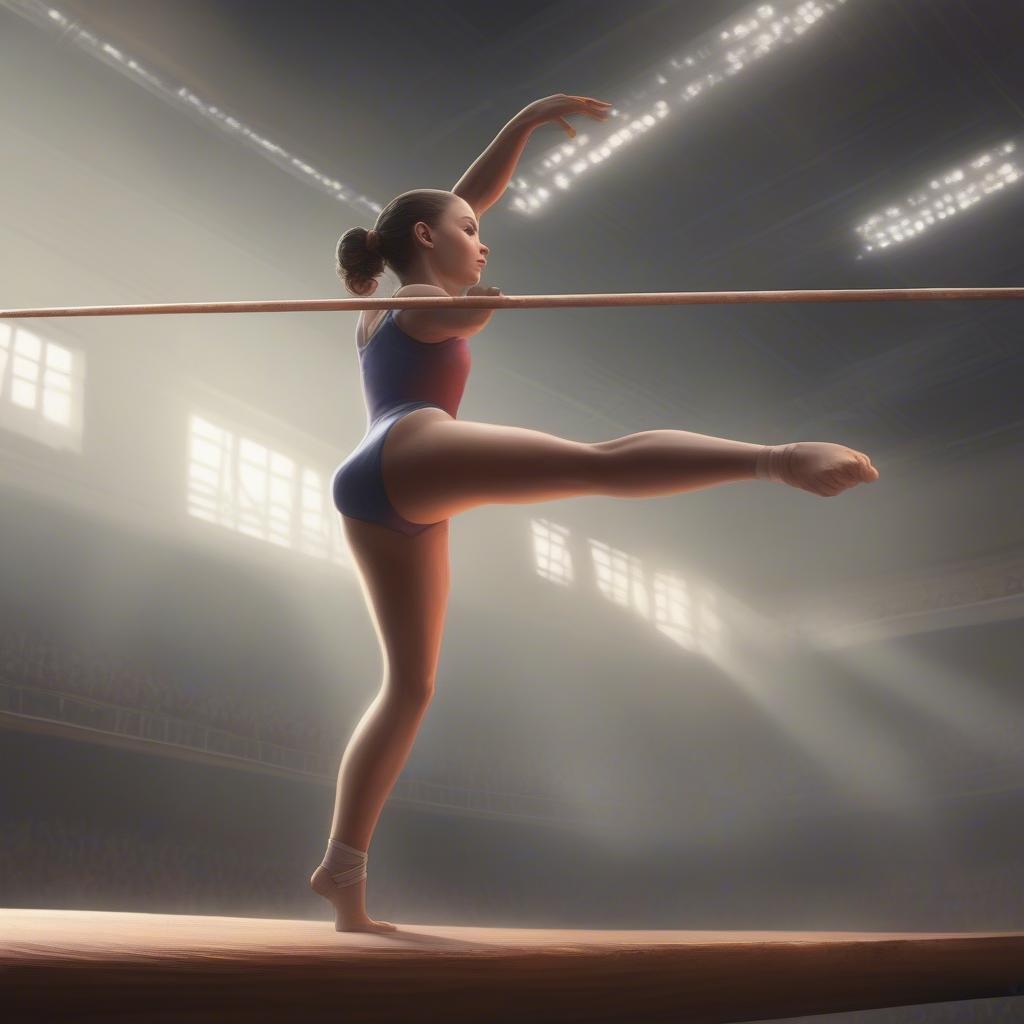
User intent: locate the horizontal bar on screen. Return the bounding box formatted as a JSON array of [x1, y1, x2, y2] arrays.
[[1, 287, 1022, 319]]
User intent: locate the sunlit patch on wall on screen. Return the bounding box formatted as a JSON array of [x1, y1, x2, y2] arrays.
[[0, 319, 83, 450], [186, 414, 348, 565], [530, 517, 573, 585]]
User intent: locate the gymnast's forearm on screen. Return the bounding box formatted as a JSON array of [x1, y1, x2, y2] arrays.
[[449, 111, 538, 214], [437, 306, 495, 335]]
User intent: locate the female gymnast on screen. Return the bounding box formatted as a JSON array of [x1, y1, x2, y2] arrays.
[[312, 94, 880, 932]]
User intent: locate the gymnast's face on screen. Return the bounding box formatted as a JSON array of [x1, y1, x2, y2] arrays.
[[410, 197, 489, 291]]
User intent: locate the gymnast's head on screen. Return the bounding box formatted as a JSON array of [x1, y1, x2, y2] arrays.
[[335, 189, 489, 298]]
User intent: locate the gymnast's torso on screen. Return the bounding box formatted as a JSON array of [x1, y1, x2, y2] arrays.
[[355, 304, 471, 423]]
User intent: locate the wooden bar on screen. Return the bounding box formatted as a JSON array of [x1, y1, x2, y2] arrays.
[[1, 286, 1023, 319]]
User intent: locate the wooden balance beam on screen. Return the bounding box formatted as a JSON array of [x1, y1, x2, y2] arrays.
[[3, 908, 1022, 1022]]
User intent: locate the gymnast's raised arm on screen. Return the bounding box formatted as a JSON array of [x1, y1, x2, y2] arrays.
[[449, 94, 612, 216]]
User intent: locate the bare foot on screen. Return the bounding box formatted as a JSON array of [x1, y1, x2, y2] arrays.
[[335, 913, 398, 934], [310, 864, 398, 933], [765, 441, 879, 497]]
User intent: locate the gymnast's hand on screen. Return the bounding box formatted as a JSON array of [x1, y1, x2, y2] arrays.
[[518, 94, 613, 138], [466, 284, 502, 318]]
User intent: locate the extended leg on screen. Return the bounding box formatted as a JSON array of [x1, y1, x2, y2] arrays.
[[592, 428, 762, 496], [592, 431, 878, 498], [382, 414, 878, 526]]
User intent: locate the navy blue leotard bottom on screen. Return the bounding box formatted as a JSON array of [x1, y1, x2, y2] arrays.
[[331, 400, 445, 537]]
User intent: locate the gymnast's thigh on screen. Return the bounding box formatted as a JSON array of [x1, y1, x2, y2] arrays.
[[339, 511, 451, 685], [381, 412, 600, 523]]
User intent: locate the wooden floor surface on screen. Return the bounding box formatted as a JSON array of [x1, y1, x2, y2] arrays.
[[3, 908, 1023, 1022]]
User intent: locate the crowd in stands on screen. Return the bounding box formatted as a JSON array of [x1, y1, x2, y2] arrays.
[[0, 606, 553, 804], [2, 605, 1021, 881], [0, 607, 337, 758], [0, 817, 298, 917], [0, 815, 523, 925]]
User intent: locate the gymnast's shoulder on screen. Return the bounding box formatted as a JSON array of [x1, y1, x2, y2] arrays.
[[392, 284, 494, 343]]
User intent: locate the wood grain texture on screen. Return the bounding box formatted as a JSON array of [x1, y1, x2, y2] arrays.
[[3, 908, 1022, 1022]]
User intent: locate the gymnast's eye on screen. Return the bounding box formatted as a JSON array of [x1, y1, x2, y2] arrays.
[[465, 227, 476, 235]]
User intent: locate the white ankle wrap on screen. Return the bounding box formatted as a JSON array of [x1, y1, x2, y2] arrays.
[[323, 837, 368, 887]]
